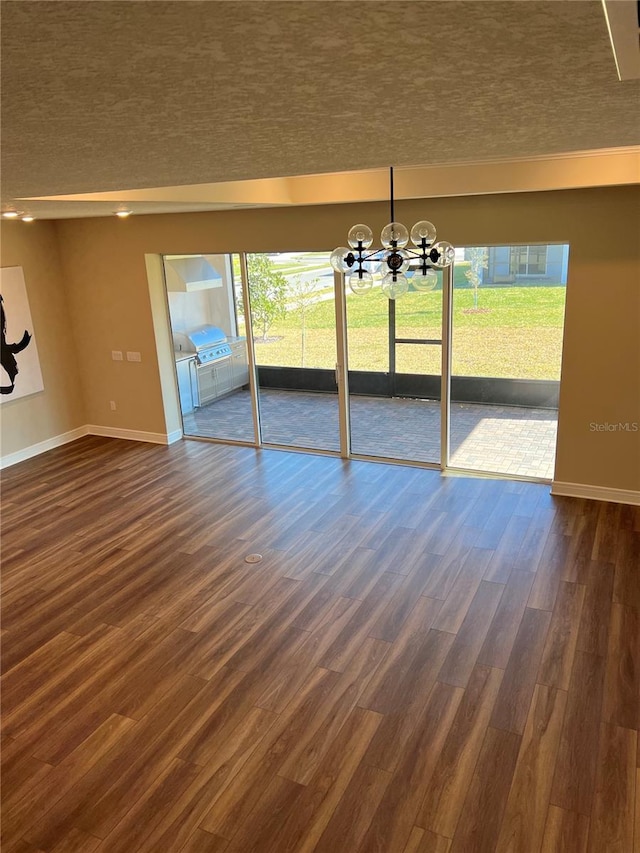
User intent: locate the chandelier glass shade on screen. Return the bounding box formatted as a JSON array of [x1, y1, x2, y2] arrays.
[[331, 223, 455, 299], [331, 168, 455, 299]]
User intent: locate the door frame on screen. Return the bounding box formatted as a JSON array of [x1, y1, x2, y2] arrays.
[[440, 264, 453, 469], [241, 252, 343, 456], [333, 271, 351, 458], [175, 252, 453, 465], [334, 265, 454, 470], [238, 252, 262, 447]]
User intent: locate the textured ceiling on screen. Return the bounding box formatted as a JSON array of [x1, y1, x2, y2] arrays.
[[1, 0, 639, 218]]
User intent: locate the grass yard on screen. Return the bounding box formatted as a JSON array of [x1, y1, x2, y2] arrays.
[[249, 285, 566, 380]]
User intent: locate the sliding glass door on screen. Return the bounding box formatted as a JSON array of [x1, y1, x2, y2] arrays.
[[345, 267, 444, 464], [165, 253, 256, 443], [166, 248, 563, 483], [245, 252, 341, 453], [447, 244, 568, 479]]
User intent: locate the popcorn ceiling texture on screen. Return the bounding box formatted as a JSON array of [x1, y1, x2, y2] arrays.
[[1, 0, 638, 203]]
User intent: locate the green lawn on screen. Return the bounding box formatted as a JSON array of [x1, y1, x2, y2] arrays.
[[247, 285, 567, 380]]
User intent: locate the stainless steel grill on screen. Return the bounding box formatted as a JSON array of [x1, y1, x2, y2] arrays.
[[173, 325, 232, 406], [173, 325, 231, 364]]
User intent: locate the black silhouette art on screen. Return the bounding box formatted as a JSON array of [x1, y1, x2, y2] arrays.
[[1, 294, 32, 395]]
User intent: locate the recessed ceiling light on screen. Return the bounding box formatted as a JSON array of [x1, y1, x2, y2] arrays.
[[115, 210, 132, 218], [2, 211, 20, 219], [22, 215, 35, 222]]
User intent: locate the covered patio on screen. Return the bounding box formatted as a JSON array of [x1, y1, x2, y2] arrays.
[[182, 389, 557, 480]]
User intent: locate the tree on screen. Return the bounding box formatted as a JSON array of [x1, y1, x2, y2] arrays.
[[464, 247, 489, 309], [242, 254, 287, 340], [289, 274, 319, 366]]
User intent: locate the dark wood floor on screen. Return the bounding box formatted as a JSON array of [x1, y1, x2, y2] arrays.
[[1, 436, 638, 853]]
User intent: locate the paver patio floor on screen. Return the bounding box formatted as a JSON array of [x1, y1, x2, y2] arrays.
[[183, 388, 557, 480]]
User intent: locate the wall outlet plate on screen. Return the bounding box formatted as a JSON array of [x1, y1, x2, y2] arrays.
[[126, 351, 141, 362], [112, 350, 123, 361]]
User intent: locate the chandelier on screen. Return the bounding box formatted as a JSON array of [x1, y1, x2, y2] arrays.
[[331, 167, 455, 299]]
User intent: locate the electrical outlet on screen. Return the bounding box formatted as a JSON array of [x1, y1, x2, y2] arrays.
[[126, 351, 141, 362], [112, 350, 123, 361], [110, 401, 117, 411]]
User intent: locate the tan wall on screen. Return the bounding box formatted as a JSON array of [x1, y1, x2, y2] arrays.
[[48, 184, 640, 492], [0, 221, 85, 457], [52, 219, 170, 434]]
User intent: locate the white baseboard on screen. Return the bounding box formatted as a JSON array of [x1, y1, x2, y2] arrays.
[[85, 425, 179, 445], [166, 428, 183, 444], [551, 480, 640, 506], [1, 424, 183, 468], [0, 426, 89, 469]]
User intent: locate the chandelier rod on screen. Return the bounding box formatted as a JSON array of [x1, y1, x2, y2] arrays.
[[389, 166, 395, 225]]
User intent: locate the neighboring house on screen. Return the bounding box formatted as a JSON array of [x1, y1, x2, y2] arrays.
[[465, 244, 569, 285]]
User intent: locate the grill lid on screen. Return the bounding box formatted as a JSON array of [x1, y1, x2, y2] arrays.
[[174, 325, 227, 353]]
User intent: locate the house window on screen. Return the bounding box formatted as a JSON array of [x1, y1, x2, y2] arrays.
[[512, 245, 547, 276]]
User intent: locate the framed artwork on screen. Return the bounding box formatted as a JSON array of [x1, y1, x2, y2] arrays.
[[1, 266, 44, 402]]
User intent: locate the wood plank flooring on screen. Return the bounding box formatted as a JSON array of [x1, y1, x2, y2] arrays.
[[1, 436, 639, 852]]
